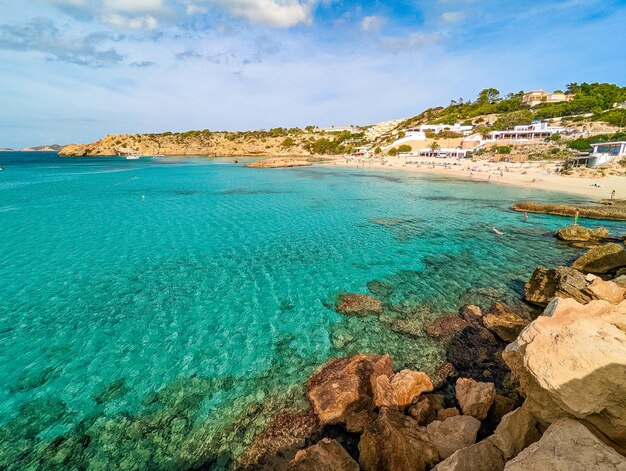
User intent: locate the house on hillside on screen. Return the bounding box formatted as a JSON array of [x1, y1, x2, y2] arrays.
[[522, 90, 574, 107], [614, 101, 626, 109], [489, 121, 567, 141], [568, 141, 626, 168]]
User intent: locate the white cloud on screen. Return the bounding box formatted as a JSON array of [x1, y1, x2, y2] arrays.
[[190, 0, 317, 28], [441, 11, 465, 23], [102, 13, 160, 29], [361, 15, 385, 32], [103, 0, 166, 14]]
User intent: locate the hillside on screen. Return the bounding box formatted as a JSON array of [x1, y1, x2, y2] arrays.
[[59, 128, 368, 157], [60, 82, 626, 158]]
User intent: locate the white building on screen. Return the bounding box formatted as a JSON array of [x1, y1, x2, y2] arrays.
[[569, 141, 626, 168], [489, 121, 566, 141], [404, 123, 474, 136], [316, 126, 360, 134]]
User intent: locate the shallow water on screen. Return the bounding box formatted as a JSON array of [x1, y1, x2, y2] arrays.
[[1, 152, 624, 469]]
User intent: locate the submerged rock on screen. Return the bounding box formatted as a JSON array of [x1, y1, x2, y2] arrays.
[[524, 266, 592, 307], [335, 294, 383, 316], [459, 305, 483, 328], [423, 315, 468, 341], [306, 354, 393, 432], [427, 415, 481, 460], [92, 378, 129, 405], [359, 407, 439, 471], [288, 438, 358, 471], [366, 280, 394, 298], [455, 378, 496, 421], [571, 242, 626, 274], [504, 418, 626, 471], [241, 409, 320, 470], [503, 298, 626, 453]]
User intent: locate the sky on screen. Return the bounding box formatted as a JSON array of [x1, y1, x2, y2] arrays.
[[0, 0, 625, 148]]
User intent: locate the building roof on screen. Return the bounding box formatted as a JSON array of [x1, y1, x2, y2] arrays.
[[591, 141, 626, 146]]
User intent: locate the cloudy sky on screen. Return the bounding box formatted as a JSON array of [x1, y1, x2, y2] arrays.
[[1, 0, 625, 148]]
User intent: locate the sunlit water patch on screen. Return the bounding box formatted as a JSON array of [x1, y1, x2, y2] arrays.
[[1, 152, 624, 469]]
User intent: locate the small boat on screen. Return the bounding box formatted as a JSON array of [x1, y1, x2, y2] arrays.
[[492, 227, 504, 235], [0, 167, 4, 171], [126, 153, 140, 160]]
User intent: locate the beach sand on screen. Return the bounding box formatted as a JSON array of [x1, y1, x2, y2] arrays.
[[322, 156, 626, 200]]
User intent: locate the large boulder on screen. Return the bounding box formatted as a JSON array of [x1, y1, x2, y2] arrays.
[[455, 378, 496, 420], [307, 354, 393, 432], [433, 440, 505, 471], [524, 266, 593, 307], [336, 294, 383, 316], [556, 224, 593, 242], [585, 277, 626, 304], [490, 406, 541, 460], [482, 303, 529, 343], [504, 418, 626, 471], [572, 243, 626, 274], [503, 298, 626, 452], [459, 304, 483, 327], [373, 370, 433, 409], [359, 407, 439, 471], [427, 415, 481, 460], [289, 438, 359, 471]]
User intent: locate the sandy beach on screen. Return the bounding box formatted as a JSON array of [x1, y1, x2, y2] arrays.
[[323, 156, 626, 200]]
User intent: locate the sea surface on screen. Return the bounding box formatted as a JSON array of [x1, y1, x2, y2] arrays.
[[1, 152, 624, 469]]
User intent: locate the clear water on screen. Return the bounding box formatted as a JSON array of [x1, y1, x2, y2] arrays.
[[1, 152, 624, 469]]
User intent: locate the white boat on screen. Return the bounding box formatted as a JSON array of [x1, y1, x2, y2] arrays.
[[126, 153, 141, 160]]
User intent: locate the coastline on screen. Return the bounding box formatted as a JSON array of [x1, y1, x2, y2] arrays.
[[317, 156, 626, 200]]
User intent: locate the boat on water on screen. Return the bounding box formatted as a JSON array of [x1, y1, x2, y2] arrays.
[[126, 153, 141, 160]]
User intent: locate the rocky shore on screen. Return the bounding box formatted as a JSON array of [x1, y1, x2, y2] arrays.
[[512, 200, 626, 221], [238, 224, 626, 470], [245, 157, 331, 168]]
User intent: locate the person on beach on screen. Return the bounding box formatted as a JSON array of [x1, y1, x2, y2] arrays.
[[574, 208, 580, 226], [611, 189, 616, 200]]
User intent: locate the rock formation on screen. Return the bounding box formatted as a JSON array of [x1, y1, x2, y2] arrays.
[[426, 415, 481, 459], [359, 407, 439, 471], [306, 354, 393, 432], [482, 303, 529, 343], [373, 369, 433, 409], [524, 266, 593, 306], [503, 298, 626, 452], [572, 242, 626, 274], [455, 378, 496, 420], [288, 438, 359, 471], [504, 419, 626, 471]]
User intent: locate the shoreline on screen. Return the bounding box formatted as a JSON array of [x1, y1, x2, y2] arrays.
[[317, 156, 626, 200]]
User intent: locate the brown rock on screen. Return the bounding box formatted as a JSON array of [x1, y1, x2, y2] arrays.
[[459, 305, 483, 327], [503, 298, 626, 452], [427, 415, 481, 459], [289, 438, 359, 471], [486, 394, 518, 427], [336, 294, 383, 316], [584, 277, 626, 304], [614, 275, 626, 288], [504, 418, 626, 471], [408, 394, 445, 426], [423, 315, 468, 340], [524, 266, 592, 307], [359, 407, 439, 471], [431, 362, 456, 389], [456, 378, 496, 420], [572, 242, 626, 274], [437, 407, 460, 421], [373, 370, 433, 409], [307, 354, 393, 432], [556, 224, 593, 242], [433, 440, 505, 471], [482, 303, 529, 343], [490, 406, 541, 460], [241, 409, 320, 469]]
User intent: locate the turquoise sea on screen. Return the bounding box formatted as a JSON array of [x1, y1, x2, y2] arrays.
[[1, 152, 624, 469]]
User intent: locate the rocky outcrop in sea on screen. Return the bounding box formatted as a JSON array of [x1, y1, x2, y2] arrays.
[[241, 224, 626, 470]]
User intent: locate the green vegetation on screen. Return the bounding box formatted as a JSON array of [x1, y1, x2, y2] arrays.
[[281, 137, 295, 148], [305, 130, 361, 155], [397, 144, 412, 153], [388, 147, 398, 156], [496, 146, 511, 154], [567, 131, 626, 152]]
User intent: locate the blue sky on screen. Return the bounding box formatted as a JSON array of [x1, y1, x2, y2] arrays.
[[1, 0, 625, 148]]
